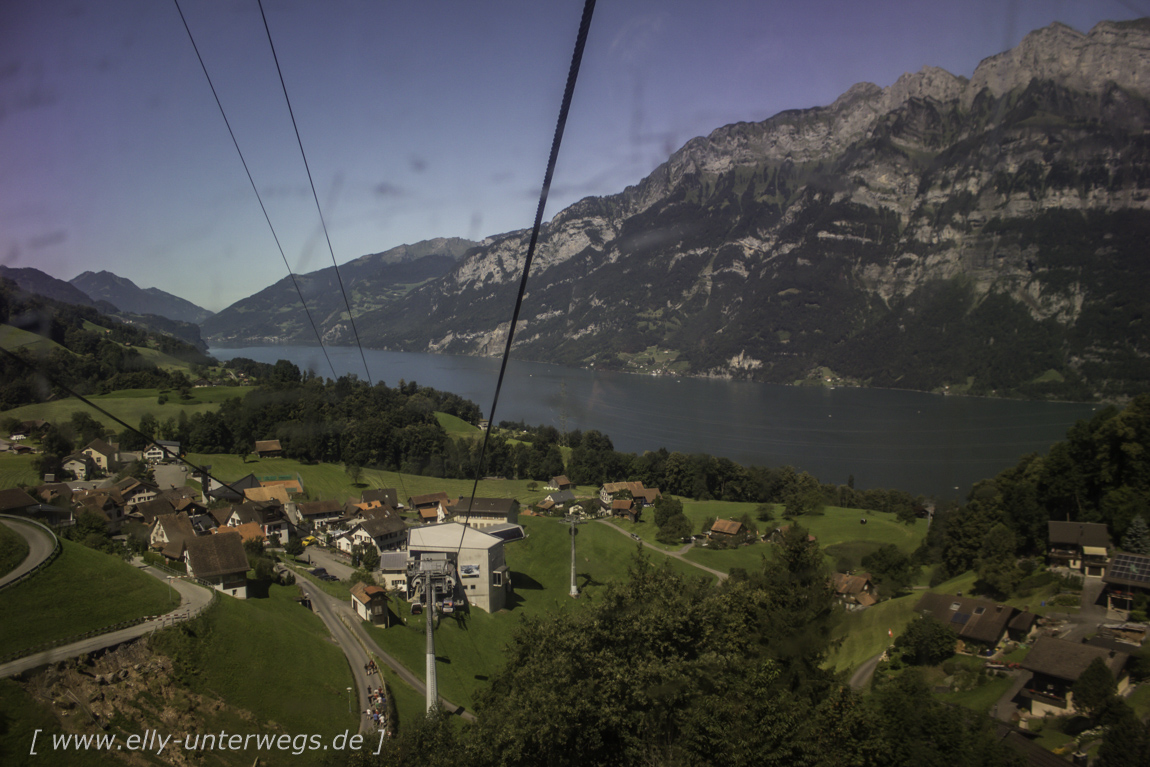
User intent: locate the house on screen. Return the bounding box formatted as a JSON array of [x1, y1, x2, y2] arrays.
[[254, 439, 282, 458], [62, 453, 95, 481], [1102, 551, 1150, 614], [114, 477, 158, 507], [831, 572, 877, 608], [243, 485, 291, 510], [709, 518, 744, 541], [73, 489, 127, 533], [1048, 521, 1110, 577], [379, 552, 410, 592], [34, 483, 73, 507], [599, 481, 648, 506], [543, 489, 576, 509], [185, 531, 250, 598], [81, 439, 119, 473], [218, 521, 265, 546], [408, 491, 450, 512], [407, 523, 511, 613], [350, 582, 390, 626], [1018, 636, 1130, 716], [223, 502, 292, 545], [362, 488, 400, 508], [913, 593, 1019, 652], [610, 498, 640, 523], [550, 475, 573, 491], [259, 478, 303, 495], [134, 496, 178, 525], [143, 441, 181, 464], [150, 512, 197, 562], [1008, 610, 1040, 643], [455, 497, 520, 529], [348, 516, 407, 554], [294, 499, 344, 528], [206, 473, 262, 503], [0, 487, 38, 515]]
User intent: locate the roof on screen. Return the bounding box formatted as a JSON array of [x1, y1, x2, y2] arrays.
[[1021, 636, 1128, 681], [379, 551, 410, 571], [408, 522, 502, 552], [601, 481, 646, 496], [457, 497, 518, 516], [1048, 521, 1110, 549], [220, 522, 265, 543], [361, 488, 399, 507], [254, 439, 282, 453], [483, 523, 526, 542], [546, 490, 576, 504], [1008, 610, 1038, 633], [260, 479, 302, 494], [831, 572, 872, 595], [914, 593, 1017, 645], [186, 531, 250, 579], [83, 438, 117, 458], [710, 518, 744, 536], [0, 487, 38, 512], [611, 498, 633, 511], [350, 581, 388, 604], [154, 512, 196, 545], [298, 499, 343, 517], [408, 491, 450, 507], [136, 497, 177, 524], [357, 517, 407, 538], [551, 475, 571, 486], [1103, 551, 1150, 589]]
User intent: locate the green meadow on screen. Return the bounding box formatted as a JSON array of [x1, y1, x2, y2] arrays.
[[1, 386, 250, 433], [0, 453, 39, 489]]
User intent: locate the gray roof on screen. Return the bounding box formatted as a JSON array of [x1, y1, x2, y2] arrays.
[[186, 532, 249, 579], [914, 592, 1017, 645], [1021, 636, 1128, 681], [379, 552, 410, 571], [358, 517, 407, 538], [1048, 521, 1110, 548], [361, 488, 399, 507]]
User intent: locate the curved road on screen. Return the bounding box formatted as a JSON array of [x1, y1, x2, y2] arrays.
[[295, 574, 475, 726], [597, 520, 728, 581], [0, 561, 215, 678], [0, 516, 57, 588]]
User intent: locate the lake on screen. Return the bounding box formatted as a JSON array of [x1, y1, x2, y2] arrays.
[[209, 345, 1100, 500]]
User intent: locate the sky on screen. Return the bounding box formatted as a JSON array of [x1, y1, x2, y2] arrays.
[[2, 0, 1147, 313]]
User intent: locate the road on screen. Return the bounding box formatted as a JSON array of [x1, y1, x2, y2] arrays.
[[0, 562, 215, 679], [301, 545, 357, 581], [849, 651, 885, 690], [597, 519, 728, 581], [0, 516, 57, 588], [295, 571, 475, 724]]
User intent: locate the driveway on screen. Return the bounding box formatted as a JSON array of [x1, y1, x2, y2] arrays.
[[597, 520, 728, 581], [0, 516, 57, 588]]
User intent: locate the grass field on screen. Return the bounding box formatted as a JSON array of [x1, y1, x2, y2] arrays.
[[0, 520, 30, 577], [154, 583, 358, 741], [0, 540, 175, 657], [362, 515, 712, 712], [434, 412, 481, 438], [0, 386, 250, 433], [0, 453, 39, 489], [0, 324, 71, 356]]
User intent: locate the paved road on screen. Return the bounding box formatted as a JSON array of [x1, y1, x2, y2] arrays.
[[296, 574, 475, 722], [301, 546, 357, 581], [597, 519, 728, 581], [849, 650, 885, 690], [0, 516, 57, 588], [0, 563, 214, 678]]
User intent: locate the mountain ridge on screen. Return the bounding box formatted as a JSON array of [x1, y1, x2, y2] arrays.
[[70, 270, 214, 325]]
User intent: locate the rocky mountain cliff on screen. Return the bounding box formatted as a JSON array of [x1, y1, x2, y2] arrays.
[[351, 19, 1150, 400], [201, 237, 475, 346], [70, 270, 213, 325]]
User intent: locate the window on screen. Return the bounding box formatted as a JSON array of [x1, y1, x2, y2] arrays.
[[973, 606, 985, 615], [493, 571, 502, 587], [950, 602, 961, 610]]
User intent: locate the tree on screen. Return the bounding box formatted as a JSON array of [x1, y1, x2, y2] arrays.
[[348, 568, 376, 587], [284, 538, 305, 557], [652, 494, 684, 529], [975, 522, 1020, 599], [1072, 656, 1118, 720], [655, 513, 692, 544], [346, 462, 364, 486], [894, 616, 956, 666], [1122, 514, 1150, 555], [862, 544, 915, 596], [360, 545, 380, 571]]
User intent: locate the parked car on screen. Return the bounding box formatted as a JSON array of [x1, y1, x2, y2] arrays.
[[309, 567, 327, 576], [630, 533, 641, 541], [681, 536, 693, 544]]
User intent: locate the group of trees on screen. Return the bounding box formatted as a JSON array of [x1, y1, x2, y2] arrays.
[[348, 535, 1029, 767]]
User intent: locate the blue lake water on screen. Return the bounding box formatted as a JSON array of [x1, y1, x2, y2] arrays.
[[210, 345, 1100, 500]]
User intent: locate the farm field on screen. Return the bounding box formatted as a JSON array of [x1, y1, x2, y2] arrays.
[[0, 324, 71, 355], [363, 514, 711, 712], [0, 453, 39, 489], [0, 386, 250, 433], [0, 540, 175, 657]]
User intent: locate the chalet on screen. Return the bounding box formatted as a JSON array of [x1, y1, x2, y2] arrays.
[[62, 453, 95, 481], [418, 500, 453, 525], [709, 518, 744, 541], [1048, 521, 1110, 577], [611, 498, 640, 523], [134, 496, 178, 526], [219, 521, 265, 546], [599, 481, 648, 506], [455, 497, 520, 529], [914, 593, 1019, 651], [550, 475, 573, 491], [114, 477, 158, 507], [295, 499, 344, 528], [254, 439, 282, 458], [408, 491, 450, 512], [81, 439, 119, 473], [362, 488, 400, 508], [185, 532, 249, 598], [34, 483, 73, 507], [206, 473, 262, 503], [1102, 551, 1150, 614], [831, 572, 877, 608], [350, 582, 390, 626], [73, 489, 126, 533], [150, 512, 197, 561], [348, 516, 407, 554], [223, 502, 292, 544], [143, 441, 181, 464], [543, 489, 576, 509], [1019, 636, 1130, 716]]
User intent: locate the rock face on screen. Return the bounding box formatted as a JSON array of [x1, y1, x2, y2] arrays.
[[371, 20, 1150, 399]]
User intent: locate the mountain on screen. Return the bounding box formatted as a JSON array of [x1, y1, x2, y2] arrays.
[[0, 265, 103, 309], [350, 18, 1150, 401], [70, 270, 213, 325], [200, 237, 476, 346]]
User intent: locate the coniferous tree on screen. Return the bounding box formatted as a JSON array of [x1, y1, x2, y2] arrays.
[[1121, 514, 1150, 555]]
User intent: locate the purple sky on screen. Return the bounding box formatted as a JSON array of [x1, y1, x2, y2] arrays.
[[1, 0, 1144, 312]]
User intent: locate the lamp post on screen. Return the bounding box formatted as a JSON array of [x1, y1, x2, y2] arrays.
[[347, 686, 353, 714], [167, 576, 174, 603]]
